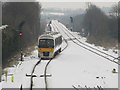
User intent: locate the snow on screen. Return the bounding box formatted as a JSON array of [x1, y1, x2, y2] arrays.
[[1, 20, 118, 89], [49, 12, 64, 16], [41, 12, 64, 16], [0, 25, 8, 30], [0, 82, 2, 90], [47, 41, 118, 88]]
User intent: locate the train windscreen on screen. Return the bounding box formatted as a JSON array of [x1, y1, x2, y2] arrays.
[[39, 39, 54, 48]]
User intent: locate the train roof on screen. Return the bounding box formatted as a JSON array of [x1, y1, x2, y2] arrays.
[[38, 32, 62, 40]]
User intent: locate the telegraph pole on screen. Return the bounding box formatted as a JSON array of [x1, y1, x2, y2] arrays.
[[19, 31, 23, 61], [70, 16, 74, 31], [18, 21, 25, 61]]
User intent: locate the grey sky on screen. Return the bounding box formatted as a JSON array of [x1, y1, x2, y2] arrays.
[[40, 2, 117, 10], [0, 0, 118, 10]]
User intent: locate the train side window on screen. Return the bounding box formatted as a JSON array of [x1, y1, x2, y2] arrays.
[[60, 36, 62, 44], [57, 38, 59, 46], [55, 38, 57, 47], [55, 36, 62, 47], [57, 37, 59, 46]]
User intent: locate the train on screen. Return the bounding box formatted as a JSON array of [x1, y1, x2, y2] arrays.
[[38, 32, 62, 59]]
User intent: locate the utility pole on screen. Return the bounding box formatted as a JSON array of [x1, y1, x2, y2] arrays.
[[19, 31, 23, 61], [70, 16, 74, 31], [18, 21, 25, 61]]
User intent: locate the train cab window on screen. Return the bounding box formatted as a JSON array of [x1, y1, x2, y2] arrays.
[[55, 36, 62, 47], [39, 39, 54, 48]]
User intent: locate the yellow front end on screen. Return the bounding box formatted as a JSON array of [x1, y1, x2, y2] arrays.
[[38, 48, 54, 58], [38, 48, 54, 52]]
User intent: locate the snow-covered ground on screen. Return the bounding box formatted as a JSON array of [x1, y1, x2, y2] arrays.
[[0, 82, 2, 90], [1, 20, 118, 89]]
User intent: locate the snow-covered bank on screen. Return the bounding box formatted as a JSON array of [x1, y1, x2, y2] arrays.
[[0, 82, 2, 90], [2, 20, 118, 89]]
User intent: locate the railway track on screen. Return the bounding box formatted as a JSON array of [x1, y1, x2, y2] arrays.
[[52, 22, 68, 52], [44, 59, 52, 90], [29, 23, 68, 90], [44, 23, 69, 90], [29, 55, 53, 90], [29, 20, 119, 89], [29, 58, 53, 90], [59, 22, 118, 60], [53, 20, 120, 65], [30, 58, 42, 90]]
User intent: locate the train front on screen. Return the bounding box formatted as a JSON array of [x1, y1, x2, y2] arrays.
[[38, 38, 54, 59]]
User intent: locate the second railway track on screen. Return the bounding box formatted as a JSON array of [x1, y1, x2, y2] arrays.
[[53, 20, 120, 65]]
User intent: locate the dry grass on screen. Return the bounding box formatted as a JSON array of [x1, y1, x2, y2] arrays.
[[3, 44, 36, 69], [87, 36, 119, 49]]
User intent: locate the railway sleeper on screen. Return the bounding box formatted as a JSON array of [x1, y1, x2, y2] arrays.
[[26, 73, 52, 77]]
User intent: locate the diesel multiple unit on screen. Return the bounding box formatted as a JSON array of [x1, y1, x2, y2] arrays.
[[38, 32, 62, 59]]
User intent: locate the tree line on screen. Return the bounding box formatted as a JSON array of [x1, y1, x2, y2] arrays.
[[2, 2, 43, 67], [73, 4, 119, 48]]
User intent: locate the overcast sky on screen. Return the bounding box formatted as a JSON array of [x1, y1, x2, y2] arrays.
[[1, 0, 119, 10], [37, 0, 119, 2], [36, 0, 119, 10], [40, 2, 118, 10]]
